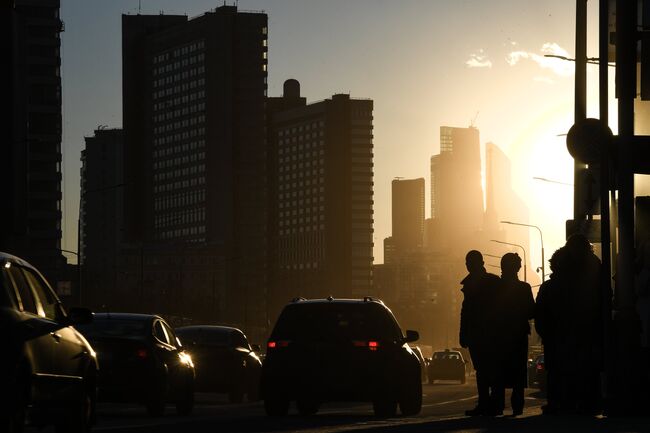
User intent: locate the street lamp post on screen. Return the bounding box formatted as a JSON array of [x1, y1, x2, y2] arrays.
[[490, 240, 527, 282], [59, 249, 82, 305], [500, 221, 545, 283]]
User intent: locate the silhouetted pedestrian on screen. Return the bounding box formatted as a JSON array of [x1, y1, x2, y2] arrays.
[[459, 250, 501, 416], [492, 253, 535, 416], [535, 234, 605, 415], [534, 247, 567, 414]]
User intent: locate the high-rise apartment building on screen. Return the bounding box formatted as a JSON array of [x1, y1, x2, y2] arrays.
[[267, 83, 374, 320], [121, 6, 268, 331], [391, 178, 424, 254], [79, 128, 124, 308], [4, 0, 65, 282]]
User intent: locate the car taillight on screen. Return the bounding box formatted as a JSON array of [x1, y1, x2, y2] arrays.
[[136, 348, 148, 360], [536, 363, 544, 371], [267, 340, 290, 349], [352, 341, 380, 351]]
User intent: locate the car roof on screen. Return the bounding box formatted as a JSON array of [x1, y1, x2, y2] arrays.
[[285, 297, 385, 306], [176, 325, 242, 334], [434, 350, 462, 355], [0, 251, 41, 271], [92, 312, 159, 322]]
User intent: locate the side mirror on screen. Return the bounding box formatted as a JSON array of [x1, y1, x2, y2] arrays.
[[67, 307, 93, 325], [404, 330, 419, 343], [251, 344, 261, 353]]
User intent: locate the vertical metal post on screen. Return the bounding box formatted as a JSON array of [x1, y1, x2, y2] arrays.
[[610, 0, 641, 414], [599, 0, 612, 403], [575, 0, 588, 220], [616, 0, 637, 311]]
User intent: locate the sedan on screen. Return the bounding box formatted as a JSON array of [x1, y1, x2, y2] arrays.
[[427, 350, 466, 384], [76, 313, 195, 416], [1, 251, 97, 433], [175, 325, 262, 403]]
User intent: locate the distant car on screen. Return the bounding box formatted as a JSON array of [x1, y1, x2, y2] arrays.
[[409, 345, 428, 383], [76, 313, 195, 416], [1, 251, 97, 433], [175, 325, 262, 403], [261, 297, 422, 417], [427, 350, 466, 384], [528, 354, 546, 390]]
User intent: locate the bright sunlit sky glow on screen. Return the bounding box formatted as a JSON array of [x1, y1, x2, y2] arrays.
[[60, 0, 610, 271]]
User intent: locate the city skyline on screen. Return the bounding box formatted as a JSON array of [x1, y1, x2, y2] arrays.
[[60, 1, 605, 268]]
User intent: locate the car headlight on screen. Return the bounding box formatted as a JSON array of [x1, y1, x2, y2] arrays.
[[178, 352, 194, 368]]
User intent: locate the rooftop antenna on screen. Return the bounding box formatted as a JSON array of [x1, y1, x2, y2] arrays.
[[394, 176, 404, 180], [138, 0, 141, 14], [470, 111, 479, 128]]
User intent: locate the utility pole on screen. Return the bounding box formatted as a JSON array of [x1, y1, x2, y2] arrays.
[[574, 0, 588, 221], [609, 0, 642, 414]]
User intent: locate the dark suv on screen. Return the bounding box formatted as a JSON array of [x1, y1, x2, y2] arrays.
[[0, 252, 97, 433], [261, 298, 422, 417]]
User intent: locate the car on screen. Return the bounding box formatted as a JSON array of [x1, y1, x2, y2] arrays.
[[528, 354, 546, 391], [0, 251, 97, 433], [261, 297, 422, 417], [409, 345, 429, 383], [75, 313, 195, 416], [427, 349, 466, 384], [175, 325, 262, 403]]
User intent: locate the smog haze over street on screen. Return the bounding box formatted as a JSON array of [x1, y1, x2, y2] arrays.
[[60, 0, 600, 268]]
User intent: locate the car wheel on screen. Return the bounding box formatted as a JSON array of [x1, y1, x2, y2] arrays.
[[264, 396, 289, 416], [399, 376, 422, 416], [175, 379, 194, 416], [55, 379, 94, 433], [373, 399, 397, 417], [7, 364, 29, 433], [146, 394, 166, 417], [296, 398, 319, 416]]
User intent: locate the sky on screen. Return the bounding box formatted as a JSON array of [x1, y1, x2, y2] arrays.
[[59, 0, 609, 272]]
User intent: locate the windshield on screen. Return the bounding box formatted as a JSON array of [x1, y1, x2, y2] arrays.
[[271, 303, 402, 342], [176, 328, 230, 346], [76, 318, 150, 339]]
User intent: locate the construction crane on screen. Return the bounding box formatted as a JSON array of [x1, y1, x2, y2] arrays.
[[470, 111, 479, 128]]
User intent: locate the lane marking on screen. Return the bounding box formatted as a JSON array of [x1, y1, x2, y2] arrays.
[[422, 394, 478, 407]]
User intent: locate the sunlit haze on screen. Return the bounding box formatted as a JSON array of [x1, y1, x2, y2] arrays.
[[59, 0, 605, 271]]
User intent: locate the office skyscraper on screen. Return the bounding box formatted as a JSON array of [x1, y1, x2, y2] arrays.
[[430, 126, 484, 252], [268, 82, 374, 319], [4, 0, 65, 282], [121, 6, 268, 329]]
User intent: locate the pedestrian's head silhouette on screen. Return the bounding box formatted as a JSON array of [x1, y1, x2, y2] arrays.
[[566, 233, 593, 255], [501, 252, 521, 278], [465, 250, 484, 273], [549, 246, 568, 276]]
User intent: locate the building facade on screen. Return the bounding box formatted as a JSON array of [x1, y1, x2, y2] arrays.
[[391, 177, 425, 255], [121, 6, 268, 337], [79, 128, 124, 309], [4, 0, 65, 283], [430, 126, 484, 253], [267, 83, 374, 321]]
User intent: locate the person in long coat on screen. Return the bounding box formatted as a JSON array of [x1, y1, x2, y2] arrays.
[[535, 234, 606, 415], [535, 247, 568, 414], [459, 250, 501, 416], [493, 253, 535, 416]]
